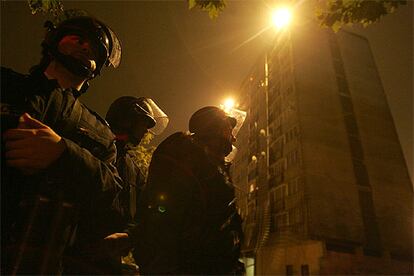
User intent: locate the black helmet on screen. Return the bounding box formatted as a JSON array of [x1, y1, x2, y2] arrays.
[[106, 96, 155, 131], [189, 106, 237, 136], [106, 96, 169, 136], [42, 15, 121, 79]]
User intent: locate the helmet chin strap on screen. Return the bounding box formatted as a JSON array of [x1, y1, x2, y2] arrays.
[[45, 43, 97, 79], [54, 51, 95, 79]]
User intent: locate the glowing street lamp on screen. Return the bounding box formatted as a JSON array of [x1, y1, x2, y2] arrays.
[[222, 97, 235, 112], [271, 7, 292, 30]]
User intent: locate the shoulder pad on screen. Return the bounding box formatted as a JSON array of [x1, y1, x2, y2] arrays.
[[1, 67, 27, 81], [155, 132, 192, 152], [153, 132, 204, 165], [77, 103, 115, 149], [83, 104, 111, 127]]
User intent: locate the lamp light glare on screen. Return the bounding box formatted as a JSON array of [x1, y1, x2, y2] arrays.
[[271, 8, 292, 29], [223, 98, 235, 111]]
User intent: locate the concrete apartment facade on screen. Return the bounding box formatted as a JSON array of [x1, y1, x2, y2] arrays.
[[232, 21, 413, 275]]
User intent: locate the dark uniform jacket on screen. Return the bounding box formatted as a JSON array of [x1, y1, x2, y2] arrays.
[[116, 143, 146, 226], [131, 132, 244, 275], [1, 67, 123, 274], [114, 143, 146, 274]]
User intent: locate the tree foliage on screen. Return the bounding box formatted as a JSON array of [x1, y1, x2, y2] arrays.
[[127, 133, 156, 179], [28, 0, 63, 18], [316, 0, 407, 32], [188, 0, 226, 19], [27, 0, 89, 25]]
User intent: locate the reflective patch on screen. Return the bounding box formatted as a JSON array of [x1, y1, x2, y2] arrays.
[[158, 205, 166, 213]]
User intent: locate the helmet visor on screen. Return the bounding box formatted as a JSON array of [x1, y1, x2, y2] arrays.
[[105, 26, 121, 68], [224, 107, 246, 137], [144, 98, 169, 135], [225, 145, 238, 162]]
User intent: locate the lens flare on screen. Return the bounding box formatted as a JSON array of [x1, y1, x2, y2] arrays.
[[223, 98, 235, 112], [271, 7, 292, 30]]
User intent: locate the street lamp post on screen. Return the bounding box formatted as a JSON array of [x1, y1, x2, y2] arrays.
[[255, 5, 293, 250], [264, 7, 292, 188], [265, 5, 293, 175], [237, 7, 293, 270]]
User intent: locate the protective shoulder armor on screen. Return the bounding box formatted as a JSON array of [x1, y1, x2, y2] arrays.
[[77, 103, 115, 149]]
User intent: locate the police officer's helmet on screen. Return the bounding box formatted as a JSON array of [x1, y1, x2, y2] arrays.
[[106, 96, 156, 133], [43, 15, 121, 79], [189, 106, 237, 137]]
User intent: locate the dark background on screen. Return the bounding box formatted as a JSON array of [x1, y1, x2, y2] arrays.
[[1, 1, 412, 180]]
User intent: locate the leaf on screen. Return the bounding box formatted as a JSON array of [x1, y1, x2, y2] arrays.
[[332, 21, 342, 32], [127, 132, 155, 179], [188, 0, 197, 10], [189, 0, 226, 19], [27, 0, 63, 16]]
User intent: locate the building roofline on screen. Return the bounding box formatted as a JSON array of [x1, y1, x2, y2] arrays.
[[340, 28, 369, 41]]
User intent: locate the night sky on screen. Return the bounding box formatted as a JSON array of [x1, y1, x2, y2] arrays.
[[1, 1, 412, 180]]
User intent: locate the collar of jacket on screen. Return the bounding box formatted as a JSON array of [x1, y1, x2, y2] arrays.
[[29, 67, 59, 91], [29, 67, 86, 98]]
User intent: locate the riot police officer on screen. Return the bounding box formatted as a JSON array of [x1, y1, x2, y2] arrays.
[[1, 15, 123, 274], [106, 96, 169, 224], [102, 106, 247, 274], [105, 96, 168, 273]]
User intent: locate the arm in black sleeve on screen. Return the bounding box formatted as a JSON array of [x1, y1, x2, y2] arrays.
[[67, 137, 121, 190], [47, 136, 126, 241], [47, 135, 123, 210]]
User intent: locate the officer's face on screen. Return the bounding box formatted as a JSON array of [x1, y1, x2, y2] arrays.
[[222, 119, 236, 157], [129, 120, 149, 146], [58, 34, 98, 72]]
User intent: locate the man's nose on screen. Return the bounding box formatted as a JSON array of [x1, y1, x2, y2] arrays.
[[80, 40, 92, 54], [81, 44, 90, 53]]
